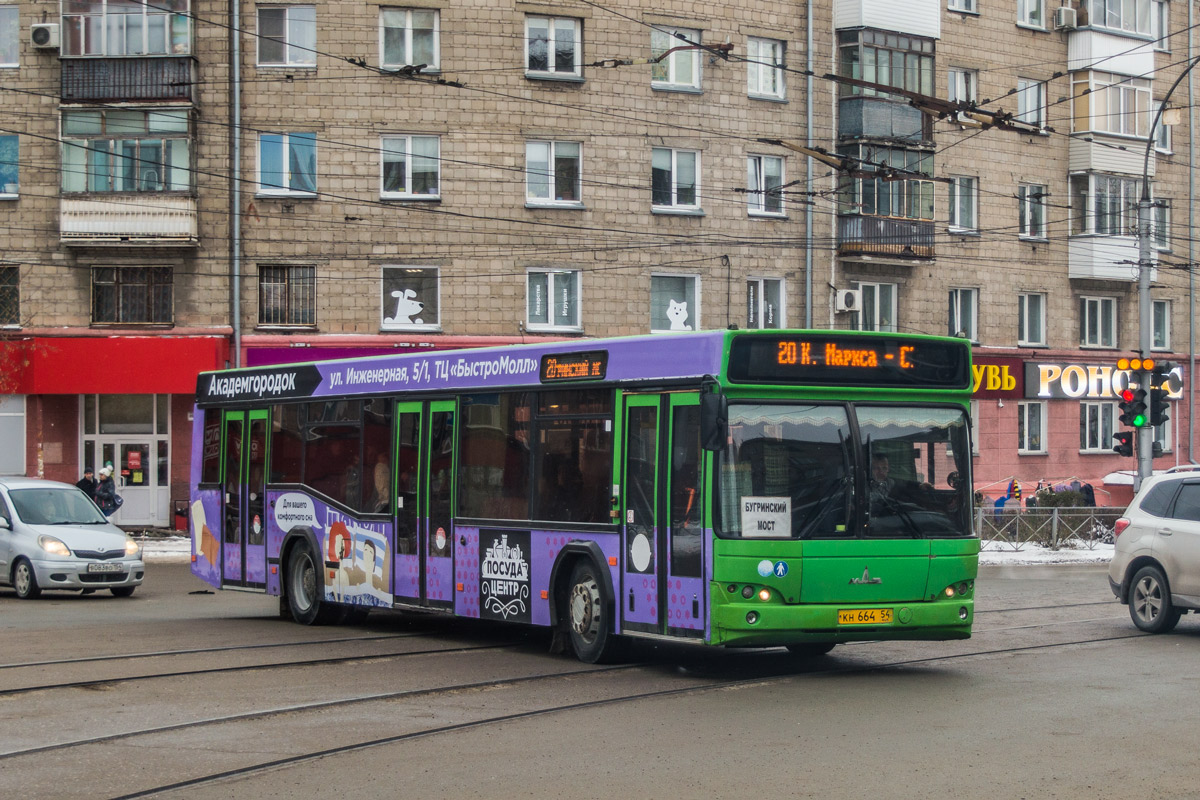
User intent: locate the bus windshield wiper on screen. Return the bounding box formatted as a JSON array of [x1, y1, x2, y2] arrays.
[[874, 494, 924, 538]]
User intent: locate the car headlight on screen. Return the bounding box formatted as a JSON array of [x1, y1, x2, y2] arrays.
[[38, 535, 71, 557], [125, 539, 141, 557]]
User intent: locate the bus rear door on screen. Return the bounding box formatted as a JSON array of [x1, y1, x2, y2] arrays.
[[620, 393, 705, 638], [220, 409, 269, 589]]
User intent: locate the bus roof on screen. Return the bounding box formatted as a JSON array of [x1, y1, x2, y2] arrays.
[[194, 329, 970, 406]]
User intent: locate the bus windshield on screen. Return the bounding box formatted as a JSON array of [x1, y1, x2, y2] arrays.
[[716, 403, 972, 539]]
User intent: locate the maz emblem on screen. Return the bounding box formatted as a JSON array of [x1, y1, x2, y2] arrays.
[[850, 567, 882, 585]]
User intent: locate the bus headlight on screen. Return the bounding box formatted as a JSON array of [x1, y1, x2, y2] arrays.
[[741, 586, 754, 599], [746, 611, 760, 625]]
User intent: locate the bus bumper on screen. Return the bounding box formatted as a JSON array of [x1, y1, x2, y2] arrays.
[[711, 596, 974, 646]]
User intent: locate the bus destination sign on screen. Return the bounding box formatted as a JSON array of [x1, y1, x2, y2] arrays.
[[728, 334, 970, 389], [539, 350, 608, 383]]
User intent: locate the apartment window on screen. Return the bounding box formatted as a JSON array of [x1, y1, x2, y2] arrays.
[[837, 29, 935, 97], [1018, 401, 1046, 453], [650, 27, 700, 90], [61, 110, 191, 194], [1087, 0, 1153, 35], [0, 266, 17, 326], [746, 278, 783, 329], [1016, 78, 1045, 127], [0, 134, 16, 196], [1018, 292, 1046, 346], [650, 274, 698, 332], [1019, 184, 1047, 239], [1071, 71, 1151, 137], [1152, 299, 1170, 350], [1151, 0, 1169, 49], [1154, 199, 1170, 250], [651, 148, 699, 211], [949, 288, 977, 340], [1079, 401, 1116, 452], [948, 0, 977, 13], [1070, 173, 1142, 235], [381, 266, 438, 330], [62, 0, 190, 57], [1018, 0, 1045, 27], [258, 132, 316, 196], [527, 269, 580, 331], [259, 265, 315, 326], [526, 16, 580, 78], [837, 144, 934, 221], [1154, 417, 1171, 453], [853, 281, 897, 332], [747, 155, 784, 216], [257, 6, 315, 66], [380, 8, 438, 71], [1079, 296, 1116, 347], [746, 37, 785, 99], [381, 135, 439, 199], [948, 68, 977, 104], [526, 141, 581, 205], [92, 267, 173, 324], [948, 176, 978, 232], [0, 5, 17, 65], [1155, 116, 1172, 152]]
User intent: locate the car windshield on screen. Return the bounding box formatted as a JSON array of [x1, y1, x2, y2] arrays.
[[8, 487, 109, 525]]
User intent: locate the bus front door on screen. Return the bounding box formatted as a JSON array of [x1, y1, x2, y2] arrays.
[[621, 394, 706, 638], [392, 401, 455, 609], [220, 409, 269, 589]]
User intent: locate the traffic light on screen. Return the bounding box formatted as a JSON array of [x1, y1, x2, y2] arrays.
[[1117, 387, 1148, 428], [1113, 431, 1134, 457], [1148, 362, 1173, 427]]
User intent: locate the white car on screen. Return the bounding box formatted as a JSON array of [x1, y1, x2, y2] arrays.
[[0, 478, 145, 599], [1109, 470, 1200, 632]]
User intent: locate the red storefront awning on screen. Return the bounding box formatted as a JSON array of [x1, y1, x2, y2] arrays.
[[0, 336, 229, 395]]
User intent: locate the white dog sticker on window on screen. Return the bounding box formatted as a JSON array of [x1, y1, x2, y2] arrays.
[[385, 289, 425, 325]]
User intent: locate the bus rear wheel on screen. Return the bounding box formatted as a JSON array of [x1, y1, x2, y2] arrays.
[[567, 560, 613, 663], [286, 540, 338, 625]]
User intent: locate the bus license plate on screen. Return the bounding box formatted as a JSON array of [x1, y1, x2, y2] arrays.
[[838, 608, 893, 625], [87, 563, 123, 573]]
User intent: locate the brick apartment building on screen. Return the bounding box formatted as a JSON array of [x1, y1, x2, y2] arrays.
[[0, 0, 1194, 522]]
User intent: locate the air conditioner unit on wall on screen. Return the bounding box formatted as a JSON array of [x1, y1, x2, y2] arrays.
[[1053, 6, 1077, 29], [31, 23, 60, 49], [835, 288, 862, 314]]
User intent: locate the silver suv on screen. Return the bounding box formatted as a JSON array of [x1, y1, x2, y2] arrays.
[[1109, 469, 1200, 633]]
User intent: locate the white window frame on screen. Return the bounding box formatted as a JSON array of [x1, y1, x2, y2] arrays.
[[257, 132, 317, 196], [1018, 292, 1046, 346], [746, 277, 785, 329], [525, 15, 581, 79], [0, 133, 17, 197], [0, 395, 25, 475], [1152, 298, 1171, 350], [1153, 198, 1170, 251], [1071, 71, 1152, 137], [526, 140, 582, 206], [1152, 0, 1169, 50], [1070, 173, 1142, 236], [1079, 295, 1117, 348], [1016, 78, 1045, 128], [1018, 0, 1046, 27], [379, 8, 439, 72], [1018, 401, 1047, 454], [381, 265, 440, 331], [650, 27, 700, 90], [949, 287, 978, 341], [61, 0, 191, 57], [948, 0, 977, 13], [852, 281, 897, 332], [650, 274, 699, 333], [948, 176, 978, 232], [1087, 0, 1154, 35], [1019, 184, 1048, 239], [0, 5, 18, 67], [380, 134, 440, 200], [526, 269, 582, 332], [651, 147, 700, 212], [1079, 401, 1116, 453], [948, 68, 977, 104], [257, 5, 316, 67], [746, 37, 785, 99], [1155, 118, 1172, 152], [747, 154, 784, 217]]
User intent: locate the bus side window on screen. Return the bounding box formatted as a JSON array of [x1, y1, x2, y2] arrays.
[[670, 405, 702, 578]]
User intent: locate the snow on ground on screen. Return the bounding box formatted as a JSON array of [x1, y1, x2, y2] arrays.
[[132, 536, 1114, 566]]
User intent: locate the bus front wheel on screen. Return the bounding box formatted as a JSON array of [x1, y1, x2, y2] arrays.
[[567, 560, 613, 663], [286, 540, 338, 625]]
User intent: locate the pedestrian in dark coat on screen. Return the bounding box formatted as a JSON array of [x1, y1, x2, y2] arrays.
[[76, 468, 97, 501]]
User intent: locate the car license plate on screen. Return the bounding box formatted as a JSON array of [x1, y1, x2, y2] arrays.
[[838, 608, 893, 625], [87, 563, 123, 573]]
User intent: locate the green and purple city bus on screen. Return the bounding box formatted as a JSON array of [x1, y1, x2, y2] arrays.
[[189, 329, 978, 662]]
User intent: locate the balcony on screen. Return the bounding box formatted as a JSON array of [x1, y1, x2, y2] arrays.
[[60, 195, 198, 246], [1068, 236, 1156, 281], [839, 97, 932, 144], [61, 57, 195, 104], [838, 214, 935, 258]]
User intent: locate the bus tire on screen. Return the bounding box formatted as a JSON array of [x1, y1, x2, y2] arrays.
[[286, 539, 338, 625], [786, 642, 835, 657], [566, 560, 614, 663]]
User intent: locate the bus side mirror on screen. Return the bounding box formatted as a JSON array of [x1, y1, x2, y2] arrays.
[[700, 389, 727, 452]]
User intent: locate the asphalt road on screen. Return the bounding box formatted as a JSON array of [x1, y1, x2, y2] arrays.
[[0, 562, 1195, 799]]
